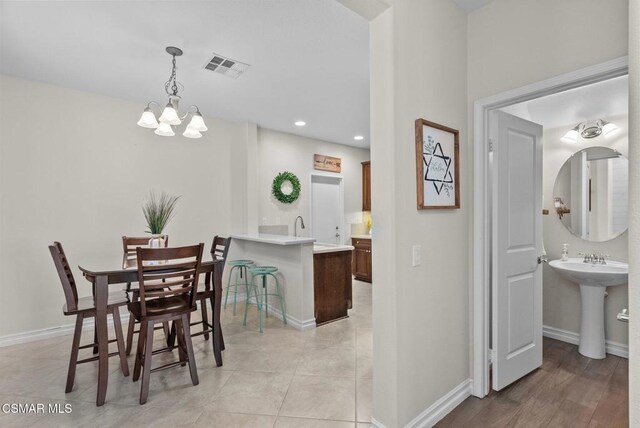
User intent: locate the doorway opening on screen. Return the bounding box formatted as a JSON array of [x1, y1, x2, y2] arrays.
[[472, 57, 629, 398], [310, 173, 345, 244]]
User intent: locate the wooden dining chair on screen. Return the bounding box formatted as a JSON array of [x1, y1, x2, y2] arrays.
[[130, 243, 204, 405], [49, 242, 129, 393], [122, 235, 170, 355], [190, 236, 231, 342]]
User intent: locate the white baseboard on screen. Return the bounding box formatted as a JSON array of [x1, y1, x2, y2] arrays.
[[232, 294, 316, 331], [371, 417, 386, 428], [0, 293, 317, 348], [543, 325, 628, 359], [404, 379, 472, 427], [372, 379, 472, 428], [0, 313, 128, 348]]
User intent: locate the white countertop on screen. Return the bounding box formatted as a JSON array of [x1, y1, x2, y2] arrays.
[[313, 243, 355, 254], [231, 233, 316, 246], [351, 234, 372, 240]]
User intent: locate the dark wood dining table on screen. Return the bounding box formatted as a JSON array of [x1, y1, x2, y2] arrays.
[[79, 252, 224, 406]]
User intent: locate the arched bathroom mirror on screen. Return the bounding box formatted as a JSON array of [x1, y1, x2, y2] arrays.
[[553, 146, 628, 242]]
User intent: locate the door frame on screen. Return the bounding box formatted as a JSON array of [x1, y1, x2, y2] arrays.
[[471, 56, 629, 398], [309, 172, 345, 244]]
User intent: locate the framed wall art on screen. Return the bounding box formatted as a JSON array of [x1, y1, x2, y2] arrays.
[[415, 118, 460, 209]]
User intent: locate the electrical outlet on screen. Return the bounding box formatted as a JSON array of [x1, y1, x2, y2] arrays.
[[412, 245, 422, 267], [262, 217, 267, 225]]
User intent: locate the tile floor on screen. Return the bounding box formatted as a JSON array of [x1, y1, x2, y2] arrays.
[[0, 280, 373, 427]]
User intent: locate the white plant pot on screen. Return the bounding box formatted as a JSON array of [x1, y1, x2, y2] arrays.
[[148, 235, 165, 265], [148, 235, 165, 248]]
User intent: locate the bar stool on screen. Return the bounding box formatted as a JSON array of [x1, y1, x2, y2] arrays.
[[244, 266, 287, 333], [225, 260, 254, 315]]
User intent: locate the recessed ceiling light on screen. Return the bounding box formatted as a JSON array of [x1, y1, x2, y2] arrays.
[[354, 135, 364, 141], [295, 121, 306, 127]]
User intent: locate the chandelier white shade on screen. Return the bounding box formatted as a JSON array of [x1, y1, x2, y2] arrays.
[[187, 112, 208, 132], [561, 119, 619, 144], [137, 108, 159, 128], [137, 46, 207, 138], [154, 122, 175, 137], [182, 127, 203, 139], [158, 103, 181, 126]]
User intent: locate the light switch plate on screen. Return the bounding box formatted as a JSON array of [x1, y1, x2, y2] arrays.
[[412, 245, 422, 267]]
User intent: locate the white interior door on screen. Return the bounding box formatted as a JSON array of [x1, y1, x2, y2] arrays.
[[491, 111, 543, 391], [311, 175, 343, 244]]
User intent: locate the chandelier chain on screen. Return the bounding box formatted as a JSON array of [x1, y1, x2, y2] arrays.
[[165, 54, 180, 97]]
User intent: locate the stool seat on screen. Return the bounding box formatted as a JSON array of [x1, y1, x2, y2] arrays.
[[250, 266, 278, 274], [228, 260, 254, 267]]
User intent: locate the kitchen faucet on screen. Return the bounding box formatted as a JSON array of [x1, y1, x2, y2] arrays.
[[294, 216, 306, 237]]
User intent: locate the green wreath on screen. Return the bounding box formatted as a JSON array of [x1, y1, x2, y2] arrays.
[[272, 171, 301, 204]]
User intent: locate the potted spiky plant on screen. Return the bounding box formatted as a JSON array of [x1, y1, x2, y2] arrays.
[[142, 191, 180, 249]]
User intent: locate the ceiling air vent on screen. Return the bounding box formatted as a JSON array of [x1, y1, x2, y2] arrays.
[[203, 53, 250, 79]]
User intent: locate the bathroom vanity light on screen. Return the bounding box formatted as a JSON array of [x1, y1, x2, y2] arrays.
[[137, 46, 207, 139], [561, 119, 619, 143]]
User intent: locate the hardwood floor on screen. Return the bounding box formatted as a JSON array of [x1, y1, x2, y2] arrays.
[[437, 338, 629, 428]]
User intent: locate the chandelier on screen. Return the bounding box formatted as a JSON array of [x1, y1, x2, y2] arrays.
[[560, 119, 619, 144], [137, 46, 208, 138]]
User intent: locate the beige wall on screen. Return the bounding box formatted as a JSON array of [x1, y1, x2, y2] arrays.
[[370, 7, 398, 426], [0, 75, 250, 337], [467, 0, 629, 102], [257, 128, 370, 239], [542, 114, 629, 345], [370, 0, 469, 426]]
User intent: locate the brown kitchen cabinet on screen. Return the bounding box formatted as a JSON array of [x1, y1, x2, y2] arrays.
[[352, 237, 372, 283], [314, 250, 353, 325], [362, 161, 371, 211]]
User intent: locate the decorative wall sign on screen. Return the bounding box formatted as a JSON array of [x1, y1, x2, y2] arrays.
[[272, 171, 301, 204], [314, 154, 342, 173], [415, 119, 460, 209]]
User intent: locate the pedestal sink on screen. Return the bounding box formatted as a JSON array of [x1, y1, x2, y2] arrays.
[[549, 258, 628, 359]]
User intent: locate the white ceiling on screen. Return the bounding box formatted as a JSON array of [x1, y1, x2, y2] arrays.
[[500, 75, 629, 130], [0, 1, 370, 148]]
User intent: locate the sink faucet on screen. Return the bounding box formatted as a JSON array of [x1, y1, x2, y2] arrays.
[[579, 252, 595, 263], [578, 252, 609, 264], [294, 216, 305, 237]]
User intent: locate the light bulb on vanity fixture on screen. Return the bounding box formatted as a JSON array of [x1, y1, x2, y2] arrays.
[[560, 126, 580, 144], [561, 119, 619, 144], [137, 46, 208, 139]]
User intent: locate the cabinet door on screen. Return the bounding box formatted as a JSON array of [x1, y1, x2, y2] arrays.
[[365, 247, 372, 282], [362, 161, 371, 211], [354, 248, 369, 278]]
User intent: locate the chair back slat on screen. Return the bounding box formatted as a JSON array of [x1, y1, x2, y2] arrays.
[[122, 235, 169, 257], [136, 244, 204, 317], [49, 242, 78, 312], [210, 236, 231, 264]]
